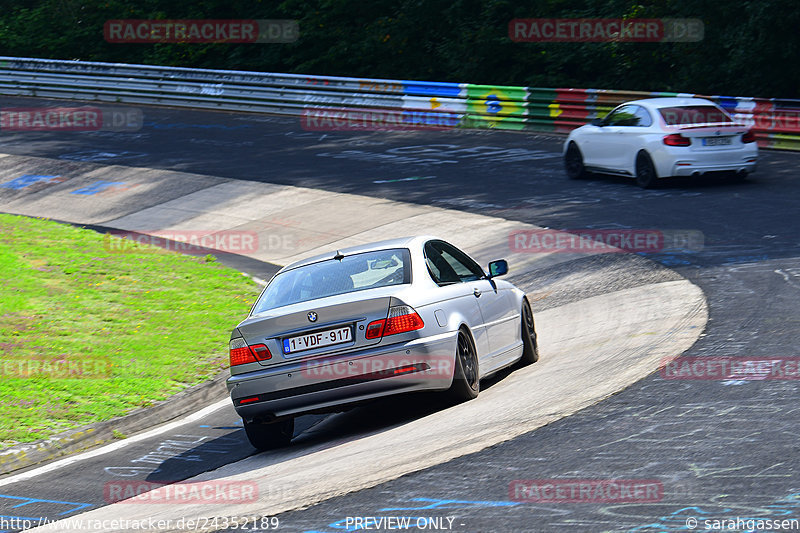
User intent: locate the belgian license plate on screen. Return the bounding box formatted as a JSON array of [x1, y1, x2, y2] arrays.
[[702, 137, 732, 146], [283, 326, 352, 354]]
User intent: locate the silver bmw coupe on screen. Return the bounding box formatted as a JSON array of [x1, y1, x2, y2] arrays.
[[227, 236, 538, 450]]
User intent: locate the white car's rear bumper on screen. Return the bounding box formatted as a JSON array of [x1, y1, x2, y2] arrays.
[[669, 158, 757, 177], [654, 144, 758, 178]]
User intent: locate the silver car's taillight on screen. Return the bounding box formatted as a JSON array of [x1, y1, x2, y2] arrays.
[[365, 305, 425, 339]]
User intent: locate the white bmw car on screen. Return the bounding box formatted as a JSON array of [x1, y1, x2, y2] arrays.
[[563, 97, 758, 188]]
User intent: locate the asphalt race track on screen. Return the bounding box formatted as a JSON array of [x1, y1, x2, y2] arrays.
[[1, 96, 799, 532]]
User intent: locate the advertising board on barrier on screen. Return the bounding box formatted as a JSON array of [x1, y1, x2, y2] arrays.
[[0, 56, 798, 149]]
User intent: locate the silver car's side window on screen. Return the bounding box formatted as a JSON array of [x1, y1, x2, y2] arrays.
[[424, 240, 485, 285], [425, 242, 459, 284]]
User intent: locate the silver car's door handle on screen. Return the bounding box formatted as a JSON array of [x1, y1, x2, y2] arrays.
[[473, 288, 482, 298]]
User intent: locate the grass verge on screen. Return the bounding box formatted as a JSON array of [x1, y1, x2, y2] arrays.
[[0, 214, 262, 448]]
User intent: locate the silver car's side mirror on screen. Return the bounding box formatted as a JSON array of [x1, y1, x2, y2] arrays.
[[488, 259, 508, 278]]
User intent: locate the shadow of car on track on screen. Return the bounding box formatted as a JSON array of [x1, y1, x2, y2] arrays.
[[287, 367, 518, 449], [141, 365, 523, 487], [574, 169, 759, 190]]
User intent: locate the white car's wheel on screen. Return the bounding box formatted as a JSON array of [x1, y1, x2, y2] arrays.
[[565, 142, 588, 180], [728, 170, 749, 183], [635, 152, 658, 189]]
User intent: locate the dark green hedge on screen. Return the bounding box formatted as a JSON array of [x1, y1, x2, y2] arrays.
[[1, 0, 797, 98]]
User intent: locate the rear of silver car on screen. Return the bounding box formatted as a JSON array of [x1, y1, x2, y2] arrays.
[[226, 246, 458, 448], [227, 293, 457, 420]]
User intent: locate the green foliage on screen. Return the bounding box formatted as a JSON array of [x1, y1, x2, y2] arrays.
[[0, 0, 797, 97], [0, 214, 262, 447]]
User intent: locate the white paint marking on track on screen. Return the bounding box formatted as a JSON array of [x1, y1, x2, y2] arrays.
[[775, 269, 800, 291], [0, 399, 230, 488]]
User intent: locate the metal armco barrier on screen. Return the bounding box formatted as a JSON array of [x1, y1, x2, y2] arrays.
[[1, 56, 798, 150]]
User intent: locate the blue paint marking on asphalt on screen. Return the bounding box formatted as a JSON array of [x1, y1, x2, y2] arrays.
[[70, 180, 125, 195], [0, 493, 92, 515], [722, 254, 770, 264], [643, 254, 693, 266], [0, 175, 60, 190], [380, 497, 520, 511], [373, 176, 436, 184]]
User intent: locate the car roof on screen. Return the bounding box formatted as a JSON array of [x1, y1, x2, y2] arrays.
[[280, 235, 435, 272], [623, 97, 718, 109]]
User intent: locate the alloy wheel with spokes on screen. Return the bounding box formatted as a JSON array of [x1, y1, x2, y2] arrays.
[[447, 329, 479, 402], [565, 143, 587, 180], [518, 298, 539, 365], [635, 152, 658, 188]]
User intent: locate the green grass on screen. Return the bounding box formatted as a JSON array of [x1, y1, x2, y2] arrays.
[[0, 214, 262, 448]]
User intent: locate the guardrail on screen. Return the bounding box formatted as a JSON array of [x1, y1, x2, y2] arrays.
[[1, 56, 798, 150]]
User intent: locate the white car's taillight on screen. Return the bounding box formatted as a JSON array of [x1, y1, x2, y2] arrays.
[[742, 130, 757, 143], [663, 134, 691, 147]]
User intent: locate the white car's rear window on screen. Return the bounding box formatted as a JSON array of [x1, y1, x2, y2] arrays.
[[659, 105, 734, 126]]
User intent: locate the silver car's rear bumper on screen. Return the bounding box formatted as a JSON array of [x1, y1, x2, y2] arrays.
[[227, 331, 458, 420]]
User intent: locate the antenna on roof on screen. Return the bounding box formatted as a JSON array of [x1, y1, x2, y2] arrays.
[[334, 250, 345, 261]]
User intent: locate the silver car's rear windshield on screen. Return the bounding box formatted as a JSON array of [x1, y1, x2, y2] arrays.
[[658, 105, 733, 126], [252, 248, 411, 313]]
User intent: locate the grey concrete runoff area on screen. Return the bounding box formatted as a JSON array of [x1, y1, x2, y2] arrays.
[[0, 149, 706, 532]]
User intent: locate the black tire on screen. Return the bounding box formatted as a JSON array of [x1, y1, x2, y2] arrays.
[[447, 329, 479, 402], [518, 298, 539, 365], [728, 170, 748, 183], [243, 418, 294, 451], [564, 143, 588, 180], [635, 152, 659, 189]]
